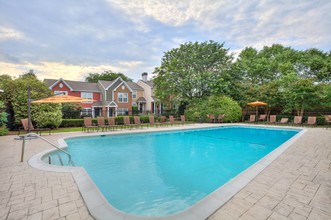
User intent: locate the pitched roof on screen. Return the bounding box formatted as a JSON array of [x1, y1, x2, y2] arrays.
[[127, 82, 144, 91], [44, 79, 100, 92], [139, 80, 154, 88], [98, 80, 115, 89]]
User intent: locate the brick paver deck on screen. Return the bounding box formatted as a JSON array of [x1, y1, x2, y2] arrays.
[[209, 128, 331, 220], [0, 126, 330, 220]]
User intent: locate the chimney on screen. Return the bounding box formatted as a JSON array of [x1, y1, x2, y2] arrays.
[[142, 72, 148, 82]]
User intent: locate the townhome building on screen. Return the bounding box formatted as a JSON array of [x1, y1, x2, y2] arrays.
[[44, 76, 148, 117], [137, 72, 163, 115]]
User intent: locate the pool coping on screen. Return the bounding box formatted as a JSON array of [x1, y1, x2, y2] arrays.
[[28, 124, 307, 220]]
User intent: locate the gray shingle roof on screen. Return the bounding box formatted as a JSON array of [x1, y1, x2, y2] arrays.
[[44, 79, 100, 92], [127, 82, 144, 91]]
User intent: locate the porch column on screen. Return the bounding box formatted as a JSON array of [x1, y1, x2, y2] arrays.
[[92, 107, 95, 118]]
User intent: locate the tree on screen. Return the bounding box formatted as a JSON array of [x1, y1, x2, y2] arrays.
[[85, 70, 133, 82], [280, 74, 322, 116], [153, 41, 233, 103], [1, 72, 62, 128], [185, 95, 242, 122]]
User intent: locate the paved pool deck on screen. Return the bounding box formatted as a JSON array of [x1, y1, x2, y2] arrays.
[[0, 124, 330, 220]]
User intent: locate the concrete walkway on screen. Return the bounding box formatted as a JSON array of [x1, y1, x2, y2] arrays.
[[0, 125, 330, 220]]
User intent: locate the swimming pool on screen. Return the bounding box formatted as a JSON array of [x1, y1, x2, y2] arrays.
[[40, 125, 300, 218]]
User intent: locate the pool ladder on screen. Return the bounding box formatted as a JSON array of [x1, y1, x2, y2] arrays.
[[22, 133, 75, 166]]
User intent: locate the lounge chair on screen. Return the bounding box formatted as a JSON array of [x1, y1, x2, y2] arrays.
[[107, 117, 121, 130], [83, 117, 97, 132], [217, 114, 225, 123], [168, 115, 175, 126], [134, 116, 143, 129], [304, 116, 316, 126], [149, 116, 160, 127], [180, 115, 186, 125], [97, 117, 109, 132], [19, 118, 51, 135], [277, 118, 289, 124], [293, 116, 302, 125], [324, 115, 331, 127], [123, 116, 135, 129], [249, 115, 256, 122], [207, 114, 216, 123], [269, 115, 276, 123], [258, 114, 266, 122], [159, 116, 168, 126]]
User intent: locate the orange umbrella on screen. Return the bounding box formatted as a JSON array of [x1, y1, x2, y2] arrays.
[[31, 95, 94, 103], [247, 101, 267, 107], [247, 101, 267, 121]]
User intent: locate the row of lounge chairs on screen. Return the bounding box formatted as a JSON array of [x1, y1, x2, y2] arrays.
[[207, 114, 224, 123], [83, 115, 187, 132], [247, 115, 331, 126]]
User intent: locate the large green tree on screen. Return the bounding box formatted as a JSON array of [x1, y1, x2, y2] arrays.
[[85, 70, 133, 82], [1, 72, 62, 128], [153, 41, 234, 103]]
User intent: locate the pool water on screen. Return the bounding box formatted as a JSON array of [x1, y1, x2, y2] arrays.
[[46, 126, 299, 216]]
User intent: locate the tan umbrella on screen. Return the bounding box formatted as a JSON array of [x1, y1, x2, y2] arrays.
[[31, 94, 94, 103], [247, 101, 268, 121]]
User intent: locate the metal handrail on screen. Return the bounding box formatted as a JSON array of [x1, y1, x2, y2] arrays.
[[24, 133, 74, 165]]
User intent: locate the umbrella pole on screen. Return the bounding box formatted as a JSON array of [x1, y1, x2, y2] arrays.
[[28, 86, 31, 133]]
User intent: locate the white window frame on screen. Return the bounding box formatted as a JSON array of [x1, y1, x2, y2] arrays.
[[81, 92, 93, 103], [132, 90, 137, 99], [117, 108, 128, 115], [118, 92, 128, 103], [81, 108, 92, 115]]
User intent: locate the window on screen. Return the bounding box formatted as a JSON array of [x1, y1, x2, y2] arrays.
[[132, 90, 137, 99], [81, 92, 93, 103], [81, 108, 92, 116], [118, 92, 128, 103], [117, 108, 128, 115], [54, 91, 68, 95]]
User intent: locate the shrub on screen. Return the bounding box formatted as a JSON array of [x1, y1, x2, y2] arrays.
[[185, 95, 242, 123], [0, 126, 8, 136], [34, 111, 62, 128]]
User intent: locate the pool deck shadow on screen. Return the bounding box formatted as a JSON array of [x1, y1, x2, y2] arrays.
[[0, 124, 330, 220]]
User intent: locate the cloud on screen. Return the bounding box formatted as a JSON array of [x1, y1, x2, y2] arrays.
[[0, 26, 26, 41]]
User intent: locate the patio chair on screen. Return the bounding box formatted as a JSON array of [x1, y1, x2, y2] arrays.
[[269, 115, 276, 123], [249, 115, 256, 122], [97, 117, 109, 132], [258, 114, 266, 122], [107, 117, 121, 130], [293, 116, 302, 125], [207, 114, 216, 123], [83, 117, 97, 132], [304, 116, 316, 126], [19, 118, 51, 135], [217, 114, 225, 123]]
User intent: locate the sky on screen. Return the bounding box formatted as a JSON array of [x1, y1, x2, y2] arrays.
[[0, 0, 330, 82]]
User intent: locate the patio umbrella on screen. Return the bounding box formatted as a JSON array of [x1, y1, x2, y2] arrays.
[[31, 94, 93, 103], [247, 101, 268, 121]]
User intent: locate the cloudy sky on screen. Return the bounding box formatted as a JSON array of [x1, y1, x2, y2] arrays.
[[0, 0, 330, 82]]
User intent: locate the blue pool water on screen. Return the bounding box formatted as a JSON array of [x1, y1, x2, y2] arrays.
[[45, 126, 299, 216]]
